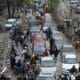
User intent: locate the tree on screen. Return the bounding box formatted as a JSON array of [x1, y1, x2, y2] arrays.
[[0, 0, 6, 11]]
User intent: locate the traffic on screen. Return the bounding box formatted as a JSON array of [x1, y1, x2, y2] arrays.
[[0, 2, 80, 80]]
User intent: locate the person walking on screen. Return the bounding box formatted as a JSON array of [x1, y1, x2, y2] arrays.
[[19, 35, 24, 47], [70, 65, 77, 74], [10, 45, 16, 69]]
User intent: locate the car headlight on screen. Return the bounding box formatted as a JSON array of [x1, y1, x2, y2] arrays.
[[62, 68, 69, 73]]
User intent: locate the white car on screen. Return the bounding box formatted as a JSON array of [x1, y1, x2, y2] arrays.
[[62, 44, 76, 54], [54, 36, 66, 49], [44, 13, 52, 22], [70, 0, 79, 9], [62, 54, 79, 71], [52, 31, 63, 38], [5, 19, 16, 30], [33, 44, 46, 56], [40, 56, 56, 74], [37, 71, 56, 80]]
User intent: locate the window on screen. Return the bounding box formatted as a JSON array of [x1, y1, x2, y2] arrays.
[[63, 47, 75, 52], [39, 77, 54, 80], [41, 60, 55, 67], [35, 37, 44, 42], [64, 58, 77, 64], [7, 21, 13, 24]]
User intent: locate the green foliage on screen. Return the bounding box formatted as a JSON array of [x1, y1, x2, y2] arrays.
[[17, 0, 25, 7], [53, 0, 59, 4]]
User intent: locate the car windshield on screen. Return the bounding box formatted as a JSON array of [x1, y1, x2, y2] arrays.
[[53, 33, 61, 37], [7, 21, 13, 24], [38, 77, 53, 80], [55, 39, 64, 44], [63, 47, 75, 52], [41, 60, 55, 67], [35, 37, 44, 42], [30, 27, 39, 32], [64, 58, 77, 64]]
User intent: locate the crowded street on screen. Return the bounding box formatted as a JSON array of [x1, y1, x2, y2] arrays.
[[0, 0, 80, 80]]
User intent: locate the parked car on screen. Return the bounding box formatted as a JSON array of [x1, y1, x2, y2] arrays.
[[5, 19, 16, 30], [62, 54, 79, 71], [37, 70, 56, 80]]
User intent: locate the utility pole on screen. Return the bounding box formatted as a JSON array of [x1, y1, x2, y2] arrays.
[[7, 0, 11, 18]]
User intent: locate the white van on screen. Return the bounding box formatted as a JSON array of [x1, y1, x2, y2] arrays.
[[5, 19, 16, 30]]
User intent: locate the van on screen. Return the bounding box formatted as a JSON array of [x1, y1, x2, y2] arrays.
[[5, 19, 16, 30]]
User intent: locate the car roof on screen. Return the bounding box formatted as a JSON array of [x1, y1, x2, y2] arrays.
[[54, 36, 63, 40], [30, 26, 40, 31], [65, 54, 76, 58], [63, 44, 74, 48], [41, 56, 53, 61], [52, 31, 60, 33], [7, 19, 16, 22]]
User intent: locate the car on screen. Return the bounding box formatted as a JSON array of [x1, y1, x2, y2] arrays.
[[40, 56, 56, 74], [62, 44, 76, 53], [74, 4, 80, 14], [29, 26, 40, 40], [54, 36, 66, 49], [51, 26, 57, 32], [52, 31, 63, 38], [62, 54, 79, 71], [33, 44, 46, 56], [37, 71, 56, 80], [44, 13, 52, 22], [32, 33, 50, 50], [28, 16, 39, 26], [32, 33, 46, 44], [5, 19, 16, 30], [70, 0, 79, 9]]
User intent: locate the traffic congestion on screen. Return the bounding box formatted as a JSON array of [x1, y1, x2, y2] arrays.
[[0, 2, 80, 80]]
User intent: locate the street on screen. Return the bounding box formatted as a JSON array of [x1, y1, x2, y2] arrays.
[[0, 0, 80, 80]]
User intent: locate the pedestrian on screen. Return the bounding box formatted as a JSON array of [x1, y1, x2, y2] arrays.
[[14, 35, 19, 47], [11, 45, 16, 55], [10, 52, 15, 69], [47, 27, 52, 39], [78, 62, 80, 72], [50, 38, 56, 56], [70, 65, 77, 74], [14, 60, 23, 74], [76, 73, 80, 80], [43, 50, 49, 56], [0, 74, 6, 80], [61, 75, 68, 80], [19, 35, 24, 47], [23, 61, 29, 73], [15, 54, 21, 64], [22, 43, 28, 49], [50, 37, 55, 50]]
